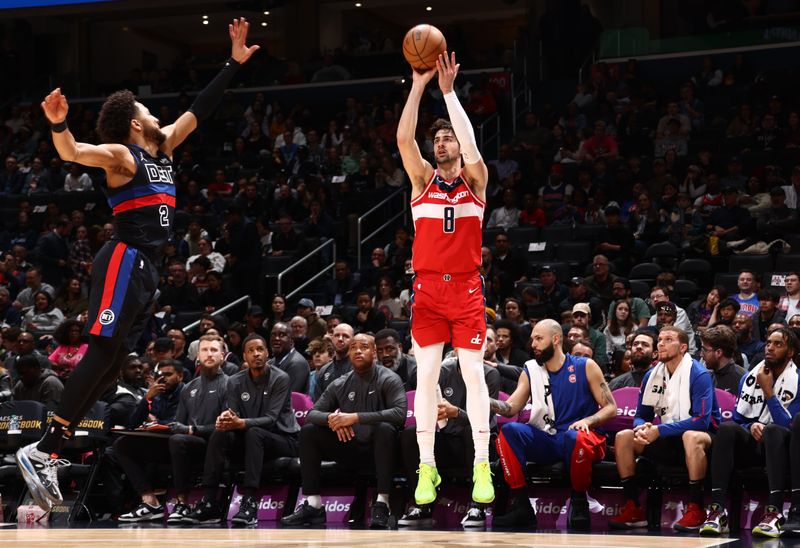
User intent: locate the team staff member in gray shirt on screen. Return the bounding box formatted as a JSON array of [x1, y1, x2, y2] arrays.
[[282, 333, 407, 530], [375, 328, 416, 389], [314, 323, 354, 400], [398, 355, 501, 527], [269, 322, 309, 393], [166, 334, 229, 524], [186, 333, 301, 526]]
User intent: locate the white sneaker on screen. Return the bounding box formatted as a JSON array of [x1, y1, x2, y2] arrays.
[[118, 502, 165, 522], [461, 505, 486, 528], [16, 443, 69, 510]]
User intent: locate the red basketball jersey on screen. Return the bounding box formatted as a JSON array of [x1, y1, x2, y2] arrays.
[[410, 169, 485, 274]]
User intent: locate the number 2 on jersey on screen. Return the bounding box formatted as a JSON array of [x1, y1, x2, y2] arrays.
[[443, 206, 455, 233], [158, 205, 169, 227]]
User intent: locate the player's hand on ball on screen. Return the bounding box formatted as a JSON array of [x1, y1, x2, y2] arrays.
[[229, 17, 260, 64], [411, 67, 436, 87], [41, 88, 69, 124]]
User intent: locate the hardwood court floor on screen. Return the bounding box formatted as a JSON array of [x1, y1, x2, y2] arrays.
[[0, 527, 748, 548]]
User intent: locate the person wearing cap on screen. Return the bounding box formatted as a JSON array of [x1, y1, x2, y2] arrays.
[[758, 186, 798, 241], [721, 156, 747, 192], [539, 164, 574, 222], [570, 303, 608, 368], [539, 265, 567, 320], [559, 277, 604, 326], [244, 305, 269, 339], [706, 185, 753, 243], [607, 278, 651, 327], [596, 205, 635, 273], [648, 286, 697, 355], [297, 298, 327, 341], [655, 301, 678, 329]]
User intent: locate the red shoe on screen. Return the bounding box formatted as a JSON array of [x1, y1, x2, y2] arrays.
[[674, 502, 707, 532], [609, 500, 647, 529]]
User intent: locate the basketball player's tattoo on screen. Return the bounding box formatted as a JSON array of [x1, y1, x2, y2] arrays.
[[599, 382, 616, 407], [489, 397, 513, 417]]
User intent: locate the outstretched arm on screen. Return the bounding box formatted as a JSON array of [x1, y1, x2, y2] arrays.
[[396, 69, 436, 196], [161, 17, 260, 156], [489, 369, 530, 417], [42, 88, 133, 176], [436, 51, 488, 197]]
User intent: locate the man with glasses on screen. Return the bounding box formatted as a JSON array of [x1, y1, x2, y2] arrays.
[[607, 278, 651, 327], [571, 303, 608, 369], [584, 255, 617, 309]]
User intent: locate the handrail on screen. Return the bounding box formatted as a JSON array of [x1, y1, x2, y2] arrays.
[[478, 112, 501, 159], [183, 294, 251, 334], [284, 241, 337, 301], [277, 238, 336, 296], [356, 187, 407, 269]]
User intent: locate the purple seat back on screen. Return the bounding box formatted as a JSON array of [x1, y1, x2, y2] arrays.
[[291, 392, 314, 427], [405, 390, 416, 428], [715, 388, 736, 422], [604, 387, 640, 434]]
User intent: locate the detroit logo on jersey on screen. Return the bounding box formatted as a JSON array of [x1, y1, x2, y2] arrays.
[[145, 163, 174, 184], [98, 308, 115, 325]]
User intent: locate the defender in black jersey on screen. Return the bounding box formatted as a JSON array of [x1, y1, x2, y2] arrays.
[[17, 18, 260, 511]]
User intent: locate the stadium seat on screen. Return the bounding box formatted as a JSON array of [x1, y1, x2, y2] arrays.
[[728, 254, 774, 274], [714, 272, 740, 294], [482, 228, 504, 247], [573, 223, 607, 243], [644, 242, 679, 270], [554, 241, 592, 271], [541, 225, 573, 244], [629, 280, 651, 299], [673, 279, 700, 307], [628, 262, 662, 282], [677, 258, 712, 286], [775, 253, 800, 272], [506, 226, 540, 246]]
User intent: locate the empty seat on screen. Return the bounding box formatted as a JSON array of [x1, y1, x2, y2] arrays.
[[629, 262, 662, 280], [573, 224, 607, 243], [644, 242, 679, 269], [554, 241, 592, 267], [775, 254, 800, 272], [629, 280, 651, 299], [541, 225, 573, 244], [674, 279, 700, 307], [729, 254, 774, 274], [714, 272, 740, 294], [506, 226, 540, 246]]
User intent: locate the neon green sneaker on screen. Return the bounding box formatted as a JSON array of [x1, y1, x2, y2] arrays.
[[471, 462, 495, 504], [414, 464, 441, 505]]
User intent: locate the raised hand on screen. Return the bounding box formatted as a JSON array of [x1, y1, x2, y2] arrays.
[[41, 88, 69, 124], [229, 17, 260, 64], [435, 51, 460, 94], [411, 67, 436, 87]]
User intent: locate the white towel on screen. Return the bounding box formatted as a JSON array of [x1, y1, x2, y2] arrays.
[[525, 359, 556, 434], [736, 360, 798, 425], [642, 353, 694, 424]]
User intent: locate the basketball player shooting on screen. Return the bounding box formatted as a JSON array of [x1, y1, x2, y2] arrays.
[[396, 51, 494, 507], [17, 18, 259, 512]]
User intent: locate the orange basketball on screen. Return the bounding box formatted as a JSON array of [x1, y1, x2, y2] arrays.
[[403, 24, 446, 72]]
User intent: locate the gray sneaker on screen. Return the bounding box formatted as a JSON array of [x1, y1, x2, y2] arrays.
[[167, 502, 192, 525], [16, 443, 69, 510]]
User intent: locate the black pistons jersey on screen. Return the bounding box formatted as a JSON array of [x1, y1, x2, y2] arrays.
[[103, 144, 175, 257]]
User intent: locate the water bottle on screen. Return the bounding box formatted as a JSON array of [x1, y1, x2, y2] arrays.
[[436, 385, 448, 429]]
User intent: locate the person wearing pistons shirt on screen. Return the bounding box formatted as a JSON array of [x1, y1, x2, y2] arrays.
[[396, 50, 495, 511], [281, 333, 406, 529], [16, 18, 260, 513]]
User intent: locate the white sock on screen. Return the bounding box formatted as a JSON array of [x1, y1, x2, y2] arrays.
[[307, 495, 322, 509], [377, 493, 390, 505], [413, 340, 444, 468], [456, 347, 490, 465]]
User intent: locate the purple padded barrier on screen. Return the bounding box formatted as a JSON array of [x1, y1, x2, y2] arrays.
[[715, 388, 736, 422], [406, 390, 416, 428], [291, 391, 314, 427]]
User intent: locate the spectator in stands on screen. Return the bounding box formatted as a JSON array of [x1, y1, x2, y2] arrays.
[[375, 328, 416, 390], [271, 214, 302, 256], [539, 164, 573, 222], [385, 226, 412, 276], [492, 232, 527, 285], [4, 330, 51, 379], [198, 271, 234, 313], [0, 155, 23, 194], [749, 113, 783, 152], [699, 326, 746, 395], [785, 111, 800, 148], [289, 315, 309, 357], [758, 187, 798, 241], [35, 215, 72, 287], [307, 337, 334, 399], [560, 277, 604, 325], [610, 326, 719, 531], [0, 287, 21, 327], [348, 290, 388, 334], [23, 290, 64, 335], [709, 298, 740, 329], [281, 333, 406, 529], [265, 294, 289, 335], [68, 226, 91, 286], [708, 186, 752, 244], [13, 354, 63, 411], [182, 218, 207, 258], [570, 340, 594, 359], [186, 334, 300, 526], [629, 193, 663, 253], [584, 255, 617, 309], [234, 181, 266, 220], [114, 360, 184, 523], [649, 286, 693, 335], [158, 260, 200, 315], [494, 319, 530, 367], [518, 193, 546, 228], [779, 272, 800, 320], [732, 270, 759, 317], [302, 199, 334, 240], [539, 265, 567, 320], [48, 319, 87, 382], [269, 322, 309, 393], [701, 327, 799, 537], [596, 205, 635, 274], [721, 157, 747, 192], [295, 298, 326, 341], [609, 330, 657, 390], [324, 260, 360, 307], [608, 278, 650, 327], [604, 300, 635, 355], [678, 83, 704, 132], [489, 144, 519, 185], [244, 305, 268, 339], [3, 213, 39, 251], [656, 102, 691, 140], [374, 276, 403, 321], [62, 162, 93, 192], [13, 267, 55, 310], [222, 205, 261, 297], [577, 121, 618, 161], [188, 256, 211, 294], [512, 112, 552, 152], [781, 167, 800, 210], [688, 285, 726, 334], [491, 320, 616, 529], [186, 238, 226, 273], [225, 322, 248, 362], [756, 290, 785, 342], [165, 335, 230, 524], [726, 103, 755, 138], [732, 313, 764, 366], [361, 248, 391, 295], [22, 157, 50, 194], [102, 354, 147, 428], [486, 189, 521, 230], [571, 303, 607, 367]]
